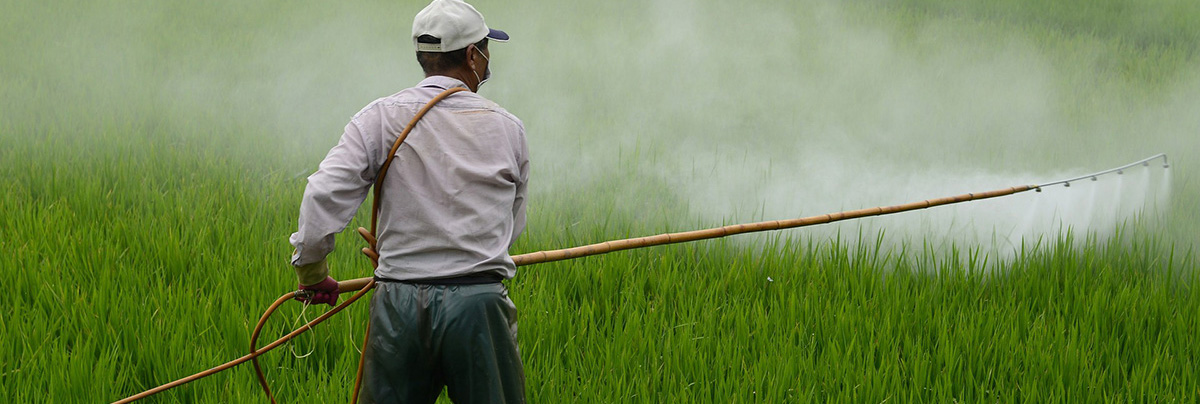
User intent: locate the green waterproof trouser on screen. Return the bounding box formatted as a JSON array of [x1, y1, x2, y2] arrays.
[[358, 281, 526, 404]]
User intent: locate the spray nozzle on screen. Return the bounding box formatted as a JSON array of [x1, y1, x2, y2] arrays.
[[1035, 153, 1167, 191]]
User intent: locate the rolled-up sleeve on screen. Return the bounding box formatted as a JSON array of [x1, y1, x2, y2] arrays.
[[290, 119, 378, 270]]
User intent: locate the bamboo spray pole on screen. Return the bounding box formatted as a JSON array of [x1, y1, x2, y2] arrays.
[[336, 183, 1041, 404]]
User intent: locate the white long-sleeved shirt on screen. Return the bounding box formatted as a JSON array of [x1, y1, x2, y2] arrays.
[[289, 76, 528, 284]]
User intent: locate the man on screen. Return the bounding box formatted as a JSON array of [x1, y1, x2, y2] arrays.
[[287, 0, 528, 402]]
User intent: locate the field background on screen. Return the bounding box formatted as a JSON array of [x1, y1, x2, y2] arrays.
[[2, 0, 1198, 402]]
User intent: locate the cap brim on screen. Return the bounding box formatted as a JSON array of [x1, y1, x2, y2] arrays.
[[487, 28, 509, 42]]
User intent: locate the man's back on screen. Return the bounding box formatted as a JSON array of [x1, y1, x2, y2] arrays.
[[288, 76, 528, 282], [363, 76, 528, 280]]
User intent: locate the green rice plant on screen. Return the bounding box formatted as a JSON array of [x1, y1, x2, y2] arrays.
[[2, 0, 1198, 402]]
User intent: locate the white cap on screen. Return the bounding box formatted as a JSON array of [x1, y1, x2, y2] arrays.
[[412, 0, 509, 53]]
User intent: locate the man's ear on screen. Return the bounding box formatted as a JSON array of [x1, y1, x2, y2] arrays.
[[466, 44, 478, 70]]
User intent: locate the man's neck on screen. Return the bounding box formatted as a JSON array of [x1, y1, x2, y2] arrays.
[[426, 69, 477, 92]]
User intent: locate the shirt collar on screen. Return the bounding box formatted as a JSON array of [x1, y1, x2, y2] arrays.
[[419, 75, 470, 91]]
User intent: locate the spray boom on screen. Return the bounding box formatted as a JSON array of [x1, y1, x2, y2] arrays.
[[1035, 153, 1169, 191]]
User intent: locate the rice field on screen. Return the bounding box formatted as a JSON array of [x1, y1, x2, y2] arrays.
[[2, 0, 1199, 402]]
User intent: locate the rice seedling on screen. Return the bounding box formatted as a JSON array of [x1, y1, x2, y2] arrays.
[[2, 0, 1197, 402]]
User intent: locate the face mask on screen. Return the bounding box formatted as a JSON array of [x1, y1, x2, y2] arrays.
[[471, 46, 492, 88]]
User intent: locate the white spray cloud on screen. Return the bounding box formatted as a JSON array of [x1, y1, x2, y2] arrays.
[[9, 0, 1188, 256], [484, 0, 1189, 255]]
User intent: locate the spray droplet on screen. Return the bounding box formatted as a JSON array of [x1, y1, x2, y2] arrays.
[[1117, 170, 1123, 175], [1064, 182, 1070, 187], [1091, 176, 1097, 181]]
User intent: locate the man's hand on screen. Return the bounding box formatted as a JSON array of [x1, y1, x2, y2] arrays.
[[296, 276, 339, 306]]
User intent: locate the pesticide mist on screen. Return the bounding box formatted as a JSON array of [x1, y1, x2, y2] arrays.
[[484, 0, 1196, 259], [6, 0, 1190, 259]]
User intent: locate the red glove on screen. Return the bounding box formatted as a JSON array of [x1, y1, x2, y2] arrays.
[[296, 276, 339, 306]]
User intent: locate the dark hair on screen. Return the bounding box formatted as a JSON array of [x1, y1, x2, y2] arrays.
[[416, 35, 488, 75]]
